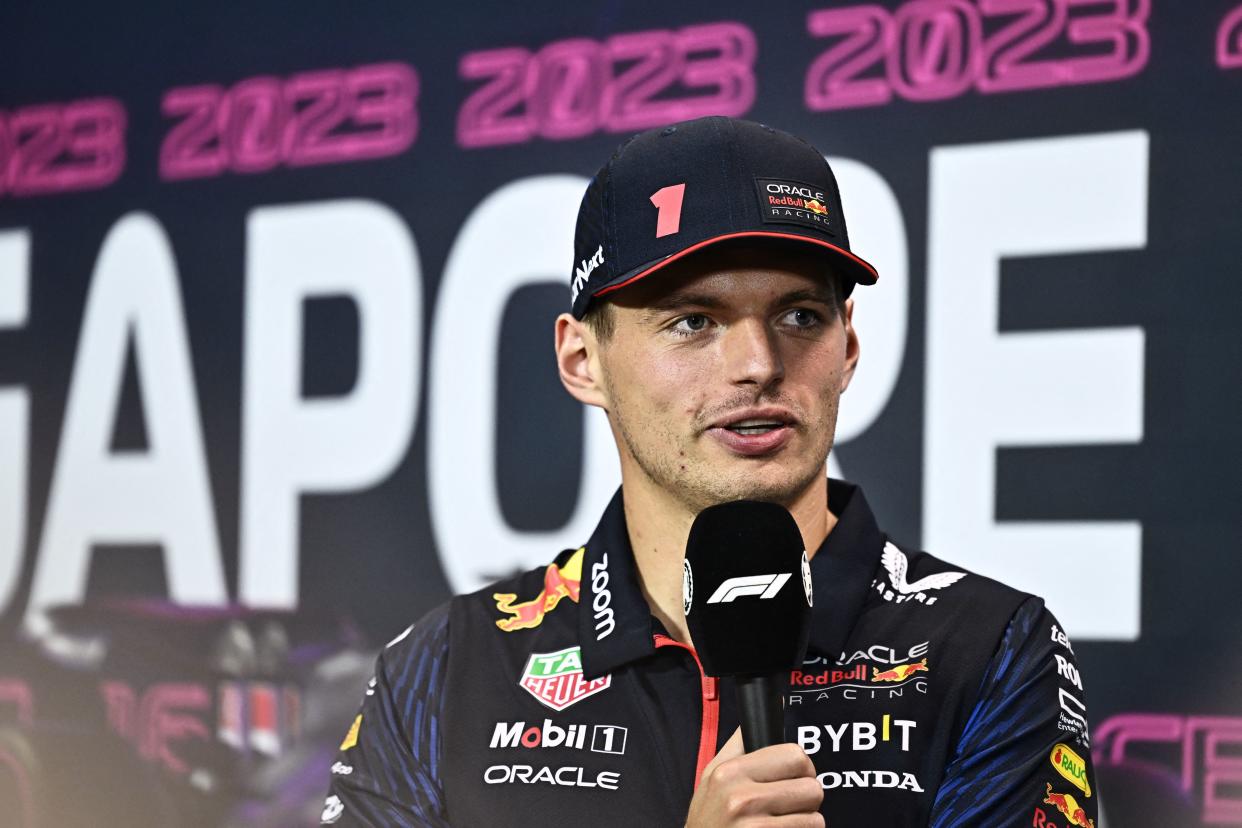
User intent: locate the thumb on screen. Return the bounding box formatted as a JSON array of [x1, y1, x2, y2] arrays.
[[701, 726, 745, 779]]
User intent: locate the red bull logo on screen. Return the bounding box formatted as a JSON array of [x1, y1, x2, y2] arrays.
[[1043, 783, 1094, 827], [766, 194, 830, 217], [789, 663, 867, 686], [493, 548, 584, 632], [872, 658, 929, 682], [1050, 742, 1091, 796]]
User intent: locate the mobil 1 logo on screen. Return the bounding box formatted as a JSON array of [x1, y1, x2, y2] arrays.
[[491, 719, 628, 755]]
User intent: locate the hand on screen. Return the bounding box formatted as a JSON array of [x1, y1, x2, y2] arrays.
[[685, 727, 824, 827]]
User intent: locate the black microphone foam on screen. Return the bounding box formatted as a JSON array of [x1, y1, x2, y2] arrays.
[[682, 500, 812, 678]]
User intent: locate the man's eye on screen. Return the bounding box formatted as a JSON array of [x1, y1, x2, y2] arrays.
[[784, 308, 821, 328], [672, 314, 711, 335]]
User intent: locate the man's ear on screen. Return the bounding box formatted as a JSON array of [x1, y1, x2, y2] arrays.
[[555, 313, 609, 409], [839, 297, 860, 393]]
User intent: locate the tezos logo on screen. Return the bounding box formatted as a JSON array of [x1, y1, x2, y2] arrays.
[[707, 573, 790, 603], [1051, 624, 1075, 653], [682, 559, 693, 615]]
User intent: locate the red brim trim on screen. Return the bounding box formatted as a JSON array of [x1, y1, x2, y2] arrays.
[[591, 231, 879, 301]]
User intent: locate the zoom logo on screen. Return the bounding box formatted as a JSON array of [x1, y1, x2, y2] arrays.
[[707, 574, 791, 603]]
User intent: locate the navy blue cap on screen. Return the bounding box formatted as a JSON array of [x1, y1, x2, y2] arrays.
[[569, 116, 878, 319]]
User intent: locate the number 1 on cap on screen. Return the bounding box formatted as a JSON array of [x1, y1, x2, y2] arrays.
[[650, 183, 686, 238]]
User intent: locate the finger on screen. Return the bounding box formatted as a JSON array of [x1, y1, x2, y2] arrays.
[[740, 743, 818, 784], [702, 727, 745, 778], [740, 814, 825, 828], [765, 775, 825, 816]]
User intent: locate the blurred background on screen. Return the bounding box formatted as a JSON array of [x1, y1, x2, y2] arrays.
[[1, 1, 1240, 824]]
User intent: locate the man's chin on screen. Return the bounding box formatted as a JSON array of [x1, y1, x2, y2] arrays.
[[689, 466, 824, 510]]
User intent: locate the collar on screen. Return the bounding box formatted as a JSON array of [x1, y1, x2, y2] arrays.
[[578, 479, 886, 680]]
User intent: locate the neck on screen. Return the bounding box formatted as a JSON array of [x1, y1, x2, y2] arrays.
[[621, 473, 836, 645]]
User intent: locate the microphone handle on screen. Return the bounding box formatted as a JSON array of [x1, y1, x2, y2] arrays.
[[736, 673, 785, 752]]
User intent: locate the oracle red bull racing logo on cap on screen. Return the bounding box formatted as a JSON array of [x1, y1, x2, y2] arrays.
[[493, 548, 584, 632], [1043, 783, 1094, 827], [520, 646, 611, 711], [755, 177, 835, 232]]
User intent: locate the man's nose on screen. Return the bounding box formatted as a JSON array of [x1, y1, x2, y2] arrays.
[[721, 318, 784, 389]]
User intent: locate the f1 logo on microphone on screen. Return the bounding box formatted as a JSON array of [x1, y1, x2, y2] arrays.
[[707, 574, 791, 603]]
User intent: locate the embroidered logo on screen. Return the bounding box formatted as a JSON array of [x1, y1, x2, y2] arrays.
[[872, 543, 965, 606], [519, 645, 611, 711], [754, 177, 836, 234], [494, 548, 584, 632], [570, 245, 605, 303]]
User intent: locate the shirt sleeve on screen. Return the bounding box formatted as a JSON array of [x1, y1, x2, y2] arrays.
[[321, 602, 451, 827], [929, 597, 1098, 828]]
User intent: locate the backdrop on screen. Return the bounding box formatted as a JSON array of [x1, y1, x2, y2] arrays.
[[1, 1, 1240, 825]]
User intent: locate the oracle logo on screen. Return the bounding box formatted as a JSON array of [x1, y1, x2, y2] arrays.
[[765, 182, 825, 201], [483, 764, 621, 790]]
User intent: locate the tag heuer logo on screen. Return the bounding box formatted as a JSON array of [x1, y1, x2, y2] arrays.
[[519, 646, 611, 711]]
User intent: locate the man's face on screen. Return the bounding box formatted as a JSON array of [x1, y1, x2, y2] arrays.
[[589, 243, 859, 514]]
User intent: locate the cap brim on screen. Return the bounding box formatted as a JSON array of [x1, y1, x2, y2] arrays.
[[590, 230, 878, 306]]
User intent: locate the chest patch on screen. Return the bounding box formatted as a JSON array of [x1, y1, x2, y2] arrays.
[[520, 645, 611, 711]]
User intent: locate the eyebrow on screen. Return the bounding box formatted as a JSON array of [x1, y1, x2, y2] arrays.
[[776, 287, 836, 306], [641, 286, 836, 319]]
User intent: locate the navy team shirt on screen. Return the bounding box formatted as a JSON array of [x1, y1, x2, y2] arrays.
[[323, 481, 1098, 827]]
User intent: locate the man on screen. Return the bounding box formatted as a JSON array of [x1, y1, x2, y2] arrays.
[[323, 117, 1097, 826]]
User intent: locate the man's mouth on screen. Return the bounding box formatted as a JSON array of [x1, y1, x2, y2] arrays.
[[724, 419, 786, 435], [707, 410, 798, 456]]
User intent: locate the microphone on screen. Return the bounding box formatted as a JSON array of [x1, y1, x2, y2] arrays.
[[682, 500, 812, 752]]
